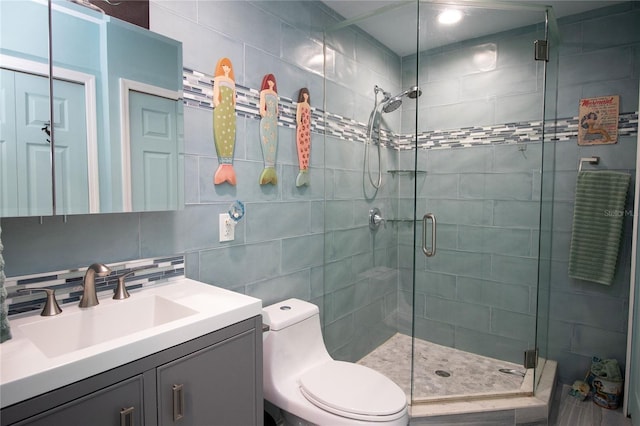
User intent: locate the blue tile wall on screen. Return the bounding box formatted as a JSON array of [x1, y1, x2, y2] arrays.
[[1, 1, 639, 389], [546, 3, 640, 385], [175, 8, 639, 377], [159, 0, 401, 363]]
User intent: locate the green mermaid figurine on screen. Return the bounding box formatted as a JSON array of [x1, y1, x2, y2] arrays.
[[259, 74, 279, 185], [213, 57, 237, 185]]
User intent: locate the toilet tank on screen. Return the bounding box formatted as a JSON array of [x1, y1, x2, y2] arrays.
[[263, 298, 318, 331], [262, 299, 332, 387]]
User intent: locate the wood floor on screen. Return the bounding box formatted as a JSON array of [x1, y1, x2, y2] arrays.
[[550, 384, 633, 426]]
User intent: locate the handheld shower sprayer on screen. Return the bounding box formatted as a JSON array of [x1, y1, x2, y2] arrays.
[[365, 84, 422, 189]]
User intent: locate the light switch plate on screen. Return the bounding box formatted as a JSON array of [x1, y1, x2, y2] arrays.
[[219, 213, 234, 242]]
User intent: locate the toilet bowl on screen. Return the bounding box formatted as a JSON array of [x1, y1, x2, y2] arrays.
[[262, 298, 408, 426]]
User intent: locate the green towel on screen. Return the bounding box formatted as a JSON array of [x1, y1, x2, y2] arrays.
[[568, 171, 630, 285]]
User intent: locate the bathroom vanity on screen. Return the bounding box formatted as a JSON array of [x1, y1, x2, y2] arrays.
[[0, 280, 263, 426]]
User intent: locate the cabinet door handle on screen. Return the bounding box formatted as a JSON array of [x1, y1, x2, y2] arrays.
[[172, 383, 185, 422], [120, 406, 135, 426]]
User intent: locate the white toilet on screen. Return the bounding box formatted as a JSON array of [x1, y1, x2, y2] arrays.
[[262, 298, 409, 426]]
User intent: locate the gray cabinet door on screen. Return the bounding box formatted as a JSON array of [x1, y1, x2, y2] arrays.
[[157, 329, 259, 426], [15, 375, 144, 426]]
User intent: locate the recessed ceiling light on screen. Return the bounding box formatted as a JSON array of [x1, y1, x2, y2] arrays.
[[438, 9, 463, 25]]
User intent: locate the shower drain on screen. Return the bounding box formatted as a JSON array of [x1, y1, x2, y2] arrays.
[[434, 370, 451, 377]]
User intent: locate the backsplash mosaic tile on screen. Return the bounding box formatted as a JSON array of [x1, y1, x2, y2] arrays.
[[185, 67, 638, 152], [5, 256, 185, 316]]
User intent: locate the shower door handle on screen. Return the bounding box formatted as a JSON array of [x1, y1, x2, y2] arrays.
[[422, 213, 436, 257]]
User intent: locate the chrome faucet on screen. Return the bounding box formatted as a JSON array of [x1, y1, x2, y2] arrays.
[[79, 263, 111, 308]]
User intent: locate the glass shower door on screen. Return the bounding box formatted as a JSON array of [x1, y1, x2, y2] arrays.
[[408, 1, 552, 404], [320, 0, 556, 407]]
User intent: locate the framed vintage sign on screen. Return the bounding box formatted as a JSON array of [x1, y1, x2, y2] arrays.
[[578, 95, 619, 145]]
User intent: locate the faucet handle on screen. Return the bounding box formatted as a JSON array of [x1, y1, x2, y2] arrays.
[[113, 271, 134, 300], [369, 207, 385, 230], [113, 265, 155, 300], [18, 288, 63, 316]]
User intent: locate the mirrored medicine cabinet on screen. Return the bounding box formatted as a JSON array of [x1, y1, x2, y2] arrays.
[[0, 0, 184, 217]]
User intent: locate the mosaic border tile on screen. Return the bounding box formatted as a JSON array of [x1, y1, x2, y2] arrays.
[[184, 68, 638, 151], [183, 68, 395, 147], [5, 256, 185, 316]]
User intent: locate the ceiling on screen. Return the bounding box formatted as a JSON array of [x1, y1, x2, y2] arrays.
[[322, 1, 623, 56]]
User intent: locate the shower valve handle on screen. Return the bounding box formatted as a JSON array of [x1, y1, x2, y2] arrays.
[[369, 208, 385, 230]]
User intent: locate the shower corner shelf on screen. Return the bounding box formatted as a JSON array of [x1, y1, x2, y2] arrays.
[[387, 169, 427, 176]]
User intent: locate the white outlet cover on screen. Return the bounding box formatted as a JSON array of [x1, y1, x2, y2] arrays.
[[219, 213, 234, 242]]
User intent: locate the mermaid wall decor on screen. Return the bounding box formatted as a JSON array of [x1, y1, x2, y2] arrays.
[[295, 88, 311, 187], [259, 73, 279, 185], [213, 57, 237, 185]]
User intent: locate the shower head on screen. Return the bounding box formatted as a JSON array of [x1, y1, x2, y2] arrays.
[[380, 85, 422, 113], [382, 97, 402, 113]]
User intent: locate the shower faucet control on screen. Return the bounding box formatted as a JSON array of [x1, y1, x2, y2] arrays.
[[369, 208, 385, 230]]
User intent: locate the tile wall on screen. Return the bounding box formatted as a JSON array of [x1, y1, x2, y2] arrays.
[[544, 3, 639, 384], [149, 0, 402, 362]]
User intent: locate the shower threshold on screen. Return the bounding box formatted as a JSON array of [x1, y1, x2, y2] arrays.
[[358, 333, 557, 422]]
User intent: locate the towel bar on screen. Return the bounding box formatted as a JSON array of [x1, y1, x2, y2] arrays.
[[578, 156, 599, 172]]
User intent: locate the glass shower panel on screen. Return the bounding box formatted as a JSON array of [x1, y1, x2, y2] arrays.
[[536, 8, 559, 391], [322, 0, 555, 406], [410, 1, 550, 403], [321, 4, 418, 404]]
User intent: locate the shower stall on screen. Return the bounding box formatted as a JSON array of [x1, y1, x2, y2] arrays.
[[321, 0, 558, 412]]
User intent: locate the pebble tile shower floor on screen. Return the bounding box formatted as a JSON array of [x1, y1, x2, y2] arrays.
[[357, 333, 528, 402]]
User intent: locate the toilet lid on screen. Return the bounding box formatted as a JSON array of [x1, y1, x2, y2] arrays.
[[299, 361, 407, 421]]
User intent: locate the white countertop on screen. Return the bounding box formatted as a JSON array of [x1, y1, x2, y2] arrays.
[[0, 279, 262, 408]]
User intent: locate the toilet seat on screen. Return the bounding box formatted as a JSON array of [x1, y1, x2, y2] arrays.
[[299, 361, 407, 422]]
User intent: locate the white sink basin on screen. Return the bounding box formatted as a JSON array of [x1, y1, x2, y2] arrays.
[[0, 278, 262, 408], [19, 295, 197, 358]]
